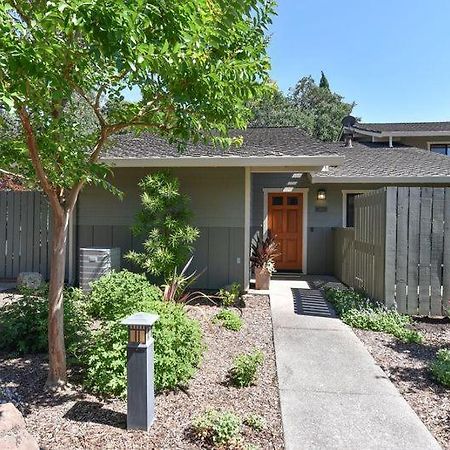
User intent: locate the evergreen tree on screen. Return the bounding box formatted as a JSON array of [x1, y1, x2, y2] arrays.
[[319, 71, 330, 90]]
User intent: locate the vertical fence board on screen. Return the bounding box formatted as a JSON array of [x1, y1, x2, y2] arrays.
[[442, 188, 450, 316], [384, 188, 397, 309], [418, 188, 433, 316], [25, 192, 35, 272], [430, 188, 444, 316], [396, 188, 409, 312], [0, 193, 7, 278], [40, 196, 49, 279], [406, 188, 420, 315]]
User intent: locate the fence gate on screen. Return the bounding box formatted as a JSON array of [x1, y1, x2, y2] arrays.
[[334, 187, 450, 317], [0, 191, 51, 280]]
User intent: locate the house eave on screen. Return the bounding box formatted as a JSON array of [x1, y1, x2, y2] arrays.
[[349, 127, 450, 138], [311, 175, 450, 184], [102, 155, 344, 168]]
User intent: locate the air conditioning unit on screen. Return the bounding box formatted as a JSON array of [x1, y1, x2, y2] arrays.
[[79, 247, 121, 291]]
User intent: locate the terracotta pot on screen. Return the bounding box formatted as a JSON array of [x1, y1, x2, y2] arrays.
[[255, 267, 270, 290]]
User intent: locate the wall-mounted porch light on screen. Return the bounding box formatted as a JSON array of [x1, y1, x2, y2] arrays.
[[317, 189, 327, 201]]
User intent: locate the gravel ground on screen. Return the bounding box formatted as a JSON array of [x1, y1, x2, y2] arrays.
[[0, 294, 284, 450], [354, 318, 450, 449]]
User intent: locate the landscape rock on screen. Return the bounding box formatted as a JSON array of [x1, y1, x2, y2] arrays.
[[0, 403, 39, 450], [16, 272, 42, 290]]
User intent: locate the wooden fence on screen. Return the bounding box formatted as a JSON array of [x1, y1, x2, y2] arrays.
[[334, 187, 450, 317], [0, 191, 51, 280]]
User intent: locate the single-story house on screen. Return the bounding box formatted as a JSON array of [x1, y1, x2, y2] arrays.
[[74, 125, 450, 290]]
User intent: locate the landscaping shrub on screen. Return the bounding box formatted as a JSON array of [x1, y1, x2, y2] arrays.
[[218, 283, 241, 307], [430, 349, 450, 387], [325, 288, 423, 343], [192, 409, 241, 447], [83, 270, 203, 395], [244, 414, 266, 431], [229, 350, 264, 387], [213, 309, 243, 331], [125, 171, 199, 280], [0, 285, 89, 358], [88, 270, 162, 320]]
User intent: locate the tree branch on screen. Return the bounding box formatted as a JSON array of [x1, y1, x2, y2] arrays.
[[18, 106, 62, 214], [0, 168, 25, 179]]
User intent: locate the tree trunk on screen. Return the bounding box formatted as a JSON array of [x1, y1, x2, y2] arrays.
[[46, 208, 70, 387]]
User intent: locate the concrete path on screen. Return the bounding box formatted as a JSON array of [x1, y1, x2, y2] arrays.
[[270, 278, 441, 450]]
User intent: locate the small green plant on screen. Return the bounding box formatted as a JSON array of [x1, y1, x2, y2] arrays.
[[230, 349, 264, 387], [125, 171, 199, 280], [324, 288, 423, 343], [0, 284, 89, 359], [244, 414, 266, 431], [192, 409, 241, 447], [88, 270, 162, 320], [218, 283, 241, 307], [430, 349, 450, 387], [83, 271, 203, 396], [213, 309, 243, 331]]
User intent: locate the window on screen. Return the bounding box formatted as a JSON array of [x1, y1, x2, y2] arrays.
[[287, 196, 298, 205], [430, 144, 450, 155], [342, 191, 368, 227], [272, 196, 283, 206]]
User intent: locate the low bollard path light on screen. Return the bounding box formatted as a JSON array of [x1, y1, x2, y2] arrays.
[[121, 312, 159, 431]]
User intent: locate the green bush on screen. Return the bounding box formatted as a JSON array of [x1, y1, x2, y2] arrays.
[[325, 288, 423, 343], [83, 270, 203, 395], [0, 284, 89, 358], [88, 270, 162, 320], [192, 409, 241, 447], [230, 349, 264, 387], [218, 283, 241, 308], [244, 414, 266, 432], [430, 349, 450, 387], [213, 309, 243, 331]]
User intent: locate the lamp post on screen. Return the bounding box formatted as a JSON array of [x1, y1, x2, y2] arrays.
[[121, 312, 159, 431]]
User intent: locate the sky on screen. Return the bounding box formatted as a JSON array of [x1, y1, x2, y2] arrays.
[[269, 0, 450, 122], [125, 1, 450, 123]]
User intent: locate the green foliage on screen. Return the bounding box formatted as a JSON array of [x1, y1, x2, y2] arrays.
[[230, 350, 264, 387], [319, 71, 330, 90], [88, 270, 163, 320], [250, 74, 355, 141], [244, 414, 266, 431], [1, 0, 275, 190], [213, 309, 243, 331], [0, 285, 89, 358], [83, 270, 203, 395], [192, 409, 241, 447], [126, 172, 199, 280], [325, 288, 423, 344], [430, 349, 450, 387], [219, 283, 242, 308]]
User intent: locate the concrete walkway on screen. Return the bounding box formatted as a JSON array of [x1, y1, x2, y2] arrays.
[[270, 278, 441, 450]]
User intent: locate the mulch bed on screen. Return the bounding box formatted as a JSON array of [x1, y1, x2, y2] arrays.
[[0, 295, 284, 450], [353, 318, 450, 449]]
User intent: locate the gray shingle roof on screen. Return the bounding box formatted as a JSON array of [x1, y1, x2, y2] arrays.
[[352, 121, 450, 134], [103, 127, 339, 159], [313, 142, 450, 181]]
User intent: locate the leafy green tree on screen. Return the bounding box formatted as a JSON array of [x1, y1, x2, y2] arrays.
[[0, 0, 274, 386], [250, 74, 355, 141], [319, 71, 330, 90], [126, 172, 199, 280]]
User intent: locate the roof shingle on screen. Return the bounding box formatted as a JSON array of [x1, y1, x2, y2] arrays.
[[352, 121, 450, 134]]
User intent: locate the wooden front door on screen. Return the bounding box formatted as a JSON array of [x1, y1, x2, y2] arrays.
[[268, 192, 303, 271]]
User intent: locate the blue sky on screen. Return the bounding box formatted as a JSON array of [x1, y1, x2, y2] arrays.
[[125, 1, 450, 123], [269, 0, 450, 122]]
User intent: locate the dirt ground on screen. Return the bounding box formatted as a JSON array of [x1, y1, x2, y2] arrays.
[[0, 295, 284, 450], [354, 318, 450, 449]]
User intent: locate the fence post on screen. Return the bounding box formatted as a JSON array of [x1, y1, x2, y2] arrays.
[[384, 187, 397, 309]]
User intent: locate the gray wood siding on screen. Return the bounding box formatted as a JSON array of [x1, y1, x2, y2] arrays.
[[77, 167, 245, 289]]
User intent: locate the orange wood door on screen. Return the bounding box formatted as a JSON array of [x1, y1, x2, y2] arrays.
[[268, 192, 303, 271]]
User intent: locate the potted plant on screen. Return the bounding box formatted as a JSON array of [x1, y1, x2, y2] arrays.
[[250, 231, 280, 290]]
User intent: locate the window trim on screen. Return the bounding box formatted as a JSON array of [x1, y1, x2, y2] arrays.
[[342, 190, 370, 227], [427, 142, 450, 155]]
